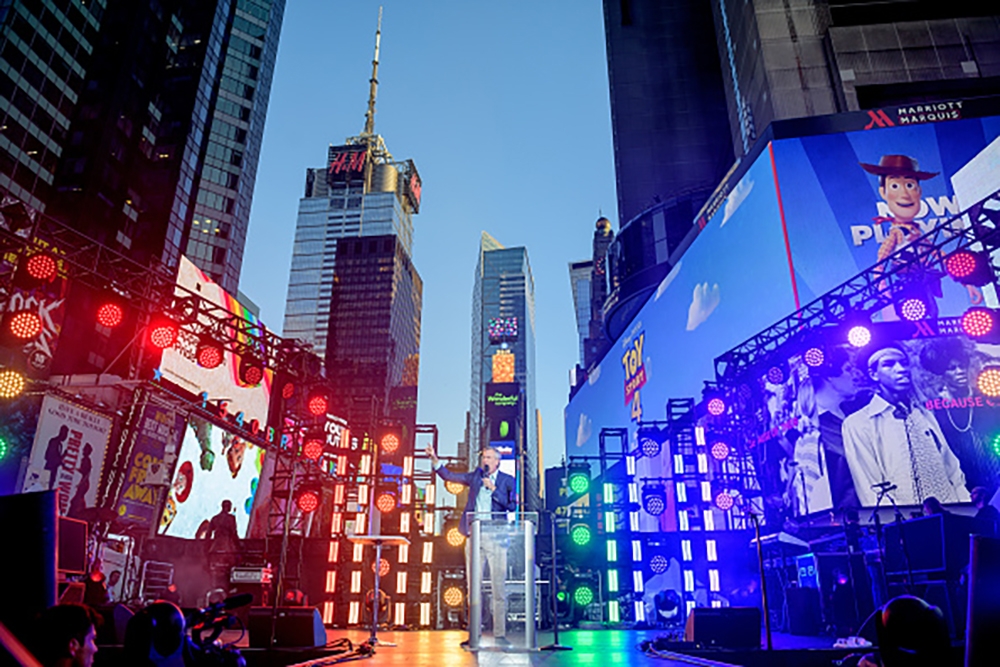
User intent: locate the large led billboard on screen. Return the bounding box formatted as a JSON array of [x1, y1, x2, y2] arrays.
[[565, 107, 1000, 512]]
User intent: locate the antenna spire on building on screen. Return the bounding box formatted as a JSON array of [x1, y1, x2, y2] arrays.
[[363, 6, 383, 136]]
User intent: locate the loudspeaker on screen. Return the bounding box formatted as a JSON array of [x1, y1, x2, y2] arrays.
[[247, 606, 325, 648], [786, 587, 822, 636], [684, 607, 760, 649], [966, 535, 1000, 666]]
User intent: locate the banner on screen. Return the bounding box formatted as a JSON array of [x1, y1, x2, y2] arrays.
[[113, 404, 185, 529], [22, 394, 112, 517]]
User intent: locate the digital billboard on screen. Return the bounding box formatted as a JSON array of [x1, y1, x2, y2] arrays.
[[159, 415, 264, 539], [565, 108, 1000, 512], [160, 257, 272, 424]]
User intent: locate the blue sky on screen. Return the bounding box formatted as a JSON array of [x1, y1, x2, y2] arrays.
[[241, 1, 617, 469]]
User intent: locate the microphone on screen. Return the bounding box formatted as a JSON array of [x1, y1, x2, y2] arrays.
[[479, 465, 488, 477], [871, 481, 897, 492]]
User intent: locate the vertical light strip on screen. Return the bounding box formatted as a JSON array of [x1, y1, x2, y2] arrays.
[[634, 600, 645, 622], [337, 455, 348, 476], [626, 455, 636, 476], [706, 540, 718, 562], [682, 540, 693, 562], [709, 569, 720, 592], [400, 511, 411, 533], [403, 455, 414, 477], [605, 511, 616, 533], [684, 570, 694, 592], [632, 539, 642, 562], [425, 483, 436, 505], [628, 482, 638, 503], [606, 540, 618, 562], [328, 540, 340, 563], [353, 543, 364, 562], [695, 426, 706, 446], [604, 483, 614, 503], [348, 601, 360, 625], [674, 454, 685, 474], [422, 541, 434, 563], [325, 570, 337, 593], [420, 571, 432, 594], [360, 454, 372, 476], [334, 484, 345, 504], [679, 511, 689, 531], [401, 482, 412, 505], [398, 543, 409, 563], [703, 510, 715, 531], [351, 570, 362, 593], [701, 481, 711, 502], [394, 602, 406, 626], [630, 511, 640, 531], [633, 570, 644, 592], [331, 513, 343, 535], [697, 453, 708, 474], [420, 602, 431, 626], [358, 484, 369, 506], [609, 600, 620, 623], [423, 512, 434, 533], [676, 482, 688, 503], [608, 569, 619, 592], [396, 571, 408, 594], [322, 601, 334, 624]]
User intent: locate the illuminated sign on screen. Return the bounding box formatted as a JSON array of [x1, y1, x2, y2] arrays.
[[622, 331, 646, 421], [486, 391, 519, 407], [492, 349, 514, 383], [488, 317, 518, 342], [327, 145, 367, 186], [406, 162, 422, 213]]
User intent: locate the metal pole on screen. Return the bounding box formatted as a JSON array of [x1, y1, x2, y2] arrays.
[[750, 513, 772, 651], [525, 517, 536, 649], [540, 510, 571, 651], [270, 455, 297, 648], [470, 519, 482, 649]]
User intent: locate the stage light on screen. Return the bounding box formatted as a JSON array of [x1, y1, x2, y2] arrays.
[[195, 337, 225, 369], [25, 253, 57, 282], [0, 370, 25, 399], [570, 523, 592, 547], [962, 307, 998, 339], [706, 397, 725, 416], [445, 527, 465, 547], [444, 478, 464, 495], [710, 441, 730, 461], [7, 310, 41, 339], [803, 347, 825, 368], [96, 302, 124, 329], [637, 426, 666, 458], [945, 250, 993, 286], [148, 320, 179, 349], [991, 433, 1000, 458], [302, 431, 325, 461], [370, 558, 390, 577], [443, 586, 464, 607], [642, 483, 667, 516], [0, 437, 7, 461], [897, 296, 928, 321], [715, 491, 734, 511], [567, 461, 590, 495], [380, 432, 399, 455], [573, 585, 594, 606], [650, 554, 669, 574], [282, 381, 295, 399], [765, 364, 787, 385], [847, 325, 871, 348], [296, 488, 321, 514], [376, 491, 396, 513], [306, 388, 328, 416], [238, 353, 265, 385], [978, 367, 1000, 398]]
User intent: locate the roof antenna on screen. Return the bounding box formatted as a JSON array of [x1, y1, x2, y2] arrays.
[[363, 7, 383, 136]]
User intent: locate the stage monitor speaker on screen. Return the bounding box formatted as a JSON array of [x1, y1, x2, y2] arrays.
[[247, 606, 324, 648], [0, 491, 56, 634], [684, 607, 760, 649], [966, 535, 1000, 666], [786, 587, 822, 636]]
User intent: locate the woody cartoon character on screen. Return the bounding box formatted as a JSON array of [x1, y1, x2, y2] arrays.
[[860, 154, 979, 318]]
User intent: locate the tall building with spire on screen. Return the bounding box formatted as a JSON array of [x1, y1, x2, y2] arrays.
[[282, 11, 422, 427], [470, 232, 539, 510]]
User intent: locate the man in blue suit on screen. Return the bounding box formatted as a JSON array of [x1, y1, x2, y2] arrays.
[[427, 445, 517, 643]]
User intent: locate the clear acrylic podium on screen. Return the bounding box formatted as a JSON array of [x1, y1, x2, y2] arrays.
[[468, 511, 538, 651]]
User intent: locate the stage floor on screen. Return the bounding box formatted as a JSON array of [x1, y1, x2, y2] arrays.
[[227, 628, 848, 667]]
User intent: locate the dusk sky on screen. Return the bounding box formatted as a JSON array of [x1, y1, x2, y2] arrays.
[[241, 1, 617, 469]]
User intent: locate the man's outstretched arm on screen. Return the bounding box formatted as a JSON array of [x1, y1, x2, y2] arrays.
[[425, 446, 475, 486]]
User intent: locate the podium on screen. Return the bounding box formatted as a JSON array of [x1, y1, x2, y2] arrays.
[[468, 512, 538, 651], [347, 534, 409, 647]]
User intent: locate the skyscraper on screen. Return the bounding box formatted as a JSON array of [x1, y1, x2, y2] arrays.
[[283, 17, 421, 361], [568, 259, 592, 365], [0, 0, 105, 212], [1, 1, 284, 294], [470, 232, 539, 510]]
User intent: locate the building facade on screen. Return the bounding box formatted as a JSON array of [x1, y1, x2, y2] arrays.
[[568, 259, 592, 365], [470, 232, 539, 510]]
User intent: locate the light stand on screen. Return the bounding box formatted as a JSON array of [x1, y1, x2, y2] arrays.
[[749, 512, 773, 651], [539, 510, 571, 652]]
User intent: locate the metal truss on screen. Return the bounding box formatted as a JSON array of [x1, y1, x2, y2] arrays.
[[714, 188, 1000, 385]]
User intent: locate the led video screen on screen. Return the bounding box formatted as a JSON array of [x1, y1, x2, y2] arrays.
[[756, 325, 1000, 514], [565, 112, 1000, 516], [159, 415, 265, 539]]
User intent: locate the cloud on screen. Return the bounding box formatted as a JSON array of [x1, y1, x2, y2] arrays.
[[686, 282, 721, 330], [575, 413, 593, 448], [721, 177, 754, 227], [654, 260, 683, 301]]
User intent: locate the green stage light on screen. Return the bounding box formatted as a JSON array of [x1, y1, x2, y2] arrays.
[[568, 472, 590, 494], [570, 523, 592, 546], [992, 432, 1000, 458], [556, 591, 566, 602], [0, 437, 7, 461], [573, 585, 594, 606]]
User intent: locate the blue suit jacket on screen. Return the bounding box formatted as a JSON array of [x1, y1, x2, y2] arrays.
[[435, 465, 517, 536]]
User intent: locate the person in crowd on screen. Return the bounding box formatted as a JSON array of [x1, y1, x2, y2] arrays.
[[811, 347, 863, 508], [919, 338, 998, 491], [425, 445, 517, 645], [842, 343, 969, 506], [921, 496, 950, 517], [858, 595, 951, 666], [971, 486, 999, 536], [30, 603, 100, 667]]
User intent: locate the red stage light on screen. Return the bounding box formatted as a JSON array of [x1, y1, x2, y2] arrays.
[[239, 354, 264, 385], [380, 432, 399, 455], [196, 339, 224, 369], [899, 297, 927, 321], [302, 437, 324, 461], [296, 489, 320, 513], [710, 442, 730, 461], [8, 310, 41, 339], [945, 251, 978, 279], [96, 302, 124, 328], [376, 492, 396, 513], [766, 365, 787, 384], [371, 558, 390, 577], [25, 253, 57, 281], [282, 381, 295, 399], [706, 397, 725, 416], [962, 308, 995, 338], [148, 321, 178, 349], [803, 347, 825, 367], [307, 391, 328, 417], [847, 325, 871, 348], [715, 491, 734, 511]]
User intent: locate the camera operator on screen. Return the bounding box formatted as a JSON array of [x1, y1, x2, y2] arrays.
[[30, 603, 100, 667]]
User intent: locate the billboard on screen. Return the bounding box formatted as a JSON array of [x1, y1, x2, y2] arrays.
[[159, 256, 272, 424], [565, 109, 1000, 511], [159, 415, 264, 539], [113, 403, 186, 529], [756, 324, 1000, 514], [485, 382, 520, 477], [21, 394, 112, 518]]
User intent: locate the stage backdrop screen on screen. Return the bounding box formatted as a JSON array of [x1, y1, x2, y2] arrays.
[[565, 110, 1000, 516], [159, 415, 264, 539]]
